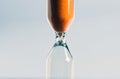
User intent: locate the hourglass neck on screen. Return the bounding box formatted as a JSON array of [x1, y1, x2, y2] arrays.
[[54, 32, 67, 46]]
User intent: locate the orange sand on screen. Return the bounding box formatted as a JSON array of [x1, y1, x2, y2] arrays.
[[48, 0, 74, 32]]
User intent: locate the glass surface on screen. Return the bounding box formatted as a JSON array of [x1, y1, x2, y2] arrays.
[[46, 32, 74, 79], [46, 0, 74, 79]]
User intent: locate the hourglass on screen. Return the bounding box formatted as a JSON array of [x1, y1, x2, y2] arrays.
[[46, 0, 74, 79]]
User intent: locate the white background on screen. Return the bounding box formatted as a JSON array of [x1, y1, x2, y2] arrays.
[[0, 0, 120, 79]]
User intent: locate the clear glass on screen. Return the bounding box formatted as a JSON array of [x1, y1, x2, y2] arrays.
[[46, 32, 74, 79], [46, 0, 74, 78]]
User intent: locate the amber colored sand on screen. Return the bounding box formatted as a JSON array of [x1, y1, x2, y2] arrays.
[[48, 0, 74, 32]]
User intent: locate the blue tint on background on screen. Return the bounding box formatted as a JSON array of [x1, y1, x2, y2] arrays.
[[0, 0, 120, 79]]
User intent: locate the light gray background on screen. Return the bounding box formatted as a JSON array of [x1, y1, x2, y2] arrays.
[[0, 0, 120, 79]]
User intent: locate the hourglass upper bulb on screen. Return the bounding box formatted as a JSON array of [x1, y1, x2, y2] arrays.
[[48, 0, 74, 32]]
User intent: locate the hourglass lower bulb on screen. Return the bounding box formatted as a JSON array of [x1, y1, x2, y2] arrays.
[[46, 0, 74, 79]]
